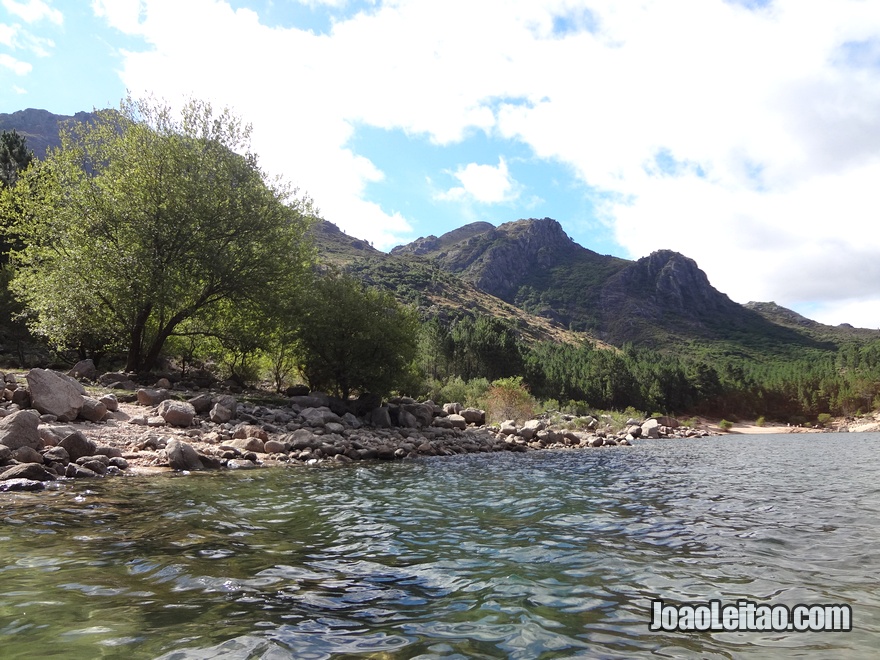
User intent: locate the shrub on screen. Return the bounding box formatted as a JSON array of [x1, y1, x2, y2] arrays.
[[755, 416, 766, 427], [482, 376, 536, 424], [817, 413, 832, 427], [719, 419, 734, 431]]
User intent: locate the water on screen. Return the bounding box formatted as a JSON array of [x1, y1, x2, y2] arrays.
[[1, 433, 878, 659]]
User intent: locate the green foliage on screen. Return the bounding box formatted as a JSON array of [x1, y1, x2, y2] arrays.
[[294, 272, 420, 399], [817, 413, 833, 427], [5, 96, 314, 372], [719, 419, 734, 431], [755, 416, 766, 427], [483, 376, 537, 424], [0, 129, 33, 190]]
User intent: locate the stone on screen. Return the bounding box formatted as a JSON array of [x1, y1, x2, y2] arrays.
[[166, 438, 204, 471], [460, 408, 486, 425], [59, 431, 97, 461], [42, 446, 70, 464], [370, 406, 392, 428], [0, 478, 46, 492], [10, 388, 30, 409], [157, 400, 196, 427], [26, 368, 84, 422], [12, 446, 43, 463], [288, 429, 319, 450], [155, 377, 172, 389], [641, 418, 661, 439], [0, 462, 56, 482], [137, 388, 169, 406], [99, 394, 119, 412], [0, 445, 11, 463], [499, 420, 517, 435], [210, 403, 233, 423], [68, 359, 97, 381], [443, 402, 462, 415], [188, 393, 213, 414], [213, 395, 238, 417], [446, 414, 467, 430], [397, 409, 419, 428], [264, 439, 286, 453], [0, 410, 42, 450], [301, 407, 342, 427], [227, 437, 266, 453], [79, 397, 108, 422], [403, 403, 435, 427]]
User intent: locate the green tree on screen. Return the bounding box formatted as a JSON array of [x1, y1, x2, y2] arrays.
[[0, 129, 33, 190], [294, 272, 420, 399], [5, 96, 315, 372]]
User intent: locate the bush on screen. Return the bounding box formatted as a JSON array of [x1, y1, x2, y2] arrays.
[[755, 416, 766, 427], [719, 419, 734, 431], [817, 413, 833, 427], [482, 376, 536, 424]]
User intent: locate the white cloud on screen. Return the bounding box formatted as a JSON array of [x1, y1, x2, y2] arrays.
[[2, 0, 62, 24], [0, 52, 31, 74], [437, 157, 519, 204], [89, 0, 880, 324]]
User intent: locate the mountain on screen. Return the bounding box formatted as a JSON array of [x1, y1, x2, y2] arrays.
[[0, 108, 95, 157], [389, 218, 871, 358]]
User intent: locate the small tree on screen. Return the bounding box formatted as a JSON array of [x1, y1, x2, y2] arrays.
[[294, 272, 419, 399], [0, 129, 33, 190], [483, 376, 537, 424]]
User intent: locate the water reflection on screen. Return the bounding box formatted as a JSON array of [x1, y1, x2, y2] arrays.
[[0, 434, 878, 658]]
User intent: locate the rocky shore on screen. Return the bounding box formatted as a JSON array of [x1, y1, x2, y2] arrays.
[[2, 364, 715, 492]]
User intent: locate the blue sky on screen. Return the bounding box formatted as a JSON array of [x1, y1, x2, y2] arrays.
[[2, 0, 880, 328]]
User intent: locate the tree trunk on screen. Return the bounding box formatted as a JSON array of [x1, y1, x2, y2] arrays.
[[125, 306, 153, 373]]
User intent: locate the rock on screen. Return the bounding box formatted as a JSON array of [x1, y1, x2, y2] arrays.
[[0, 478, 46, 492], [226, 459, 257, 469], [0, 445, 11, 463], [58, 431, 97, 461], [264, 439, 286, 453], [460, 408, 486, 425], [403, 403, 434, 427], [155, 377, 172, 389], [232, 425, 269, 441], [26, 368, 84, 422], [227, 437, 266, 453], [397, 409, 419, 428], [0, 462, 56, 481], [301, 407, 342, 426], [641, 419, 661, 439], [288, 429, 319, 450], [10, 388, 30, 409], [518, 419, 545, 440], [98, 394, 119, 412], [188, 393, 214, 414], [443, 402, 462, 415], [42, 446, 70, 464], [0, 409, 42, 450], [654, 415, 680, 429], [499, 420, 517, 435], [290, 394, 330, 409], [66, 464, 100, 478], [157, 400, 196, 427], [371, 406, 392, 428], [447, 414, 467, 430], [137, 388, 169, 406], [79, 397, 108, 422], [351, 392, 382, 417], [12, 446, 43, 463], [285, 384, 310, 397], [166, 438, 204, 471], [210, 403, 233, 423], [589, 437, 605, 447], [68, 359, 97, 381]]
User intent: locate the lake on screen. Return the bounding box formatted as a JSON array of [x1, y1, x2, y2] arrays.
[[1, 433, 878, 658]]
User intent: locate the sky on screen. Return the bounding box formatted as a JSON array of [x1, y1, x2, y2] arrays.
[[2, 0, 880, 329]]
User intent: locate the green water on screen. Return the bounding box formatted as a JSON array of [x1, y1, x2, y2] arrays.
[[1, 434, 878, 658]]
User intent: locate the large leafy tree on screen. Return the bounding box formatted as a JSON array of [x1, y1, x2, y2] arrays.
[[0, 129, 33, 190], [295, 272, 420, 399], [5, 96, 315, 372]]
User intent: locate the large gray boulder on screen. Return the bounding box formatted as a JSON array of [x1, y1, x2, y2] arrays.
[[157, 400, 196, 427], [68, 359, 97, 381], [0, 410, 42, 450], [79, 397, 108, 422], [166, 438, 204, 471], [26, 369, 84, 421], [0, 462, 56, 482], [58, 431, 97, 461]]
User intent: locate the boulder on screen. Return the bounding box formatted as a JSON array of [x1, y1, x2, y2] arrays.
[[166, 438, 204, 471], [397, 409, 419, 428], [10, 388, 31, 409], [26, 369, 84, 422], [351, 392, 382, 417], [447, 414, 467, 430], [188, 393, 214, 414], [0, 410, 42, 450], [227, 437, 266, 453], [213, 395, 238, 417], [443, 402, 462, 415], [42, 446, 70, 464], [0, 478, 46, 492], [499, 420, 517, 435], [290, 394, 329, 410], [79, 397, 108, 422], [0, 462, 56, 482], [210, 403, 233, 423], [518, 419, 545, 440], [370, 406, 392, 428], [58, 431, 97, 461], [264, 439, 286, 453], [98, 394, 119, 412], [641, 418, 661, 439], [68, 359, 97, 381], [301, 407, 342, 426], [403, 403, 434, 427], [460, 408, 486, 425], [12, 446, 43, 463], [157, 400, 196, 427], [137, 388, 169, 406]]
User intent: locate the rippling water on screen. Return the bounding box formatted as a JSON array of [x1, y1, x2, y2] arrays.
[[1, 433, 879, 658]]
